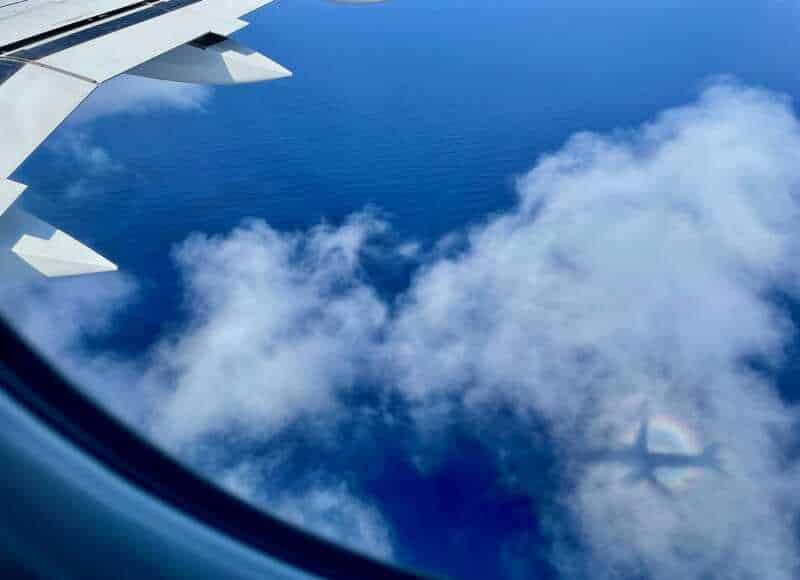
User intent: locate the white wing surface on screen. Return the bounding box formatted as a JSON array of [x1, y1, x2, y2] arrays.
[[0, 0, 292, 282]]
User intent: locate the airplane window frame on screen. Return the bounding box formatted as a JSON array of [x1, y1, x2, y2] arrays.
[[0, 314, 429, 580]]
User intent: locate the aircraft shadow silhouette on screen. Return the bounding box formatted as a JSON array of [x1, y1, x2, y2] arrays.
[[581, 407, 724, 497]]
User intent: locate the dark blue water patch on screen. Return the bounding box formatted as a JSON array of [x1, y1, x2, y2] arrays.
[[745, 292, 800, 407], [183, 386, 562, 580], [351, 401, 562, 580], [364, 433, 560, 580], [741, 292, 800, 471]]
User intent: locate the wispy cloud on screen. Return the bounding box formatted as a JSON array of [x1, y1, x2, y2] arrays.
[[221, 461, 394, 559], [69, 75, 212, 125], [47, 75, 213, 198], [6, 80, 800, 577], [48, 130, 125, 198]]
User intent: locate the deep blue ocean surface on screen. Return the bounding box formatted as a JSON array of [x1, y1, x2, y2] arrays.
[[14, 1, 800, 578]]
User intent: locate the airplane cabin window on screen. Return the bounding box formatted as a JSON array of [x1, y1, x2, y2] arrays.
[[2, 1, 800, 579]]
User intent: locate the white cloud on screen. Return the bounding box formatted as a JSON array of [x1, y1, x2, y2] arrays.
[[69, 74, 212, 125], [46, 74, 212, 198], [272, 485, 394, 560], [0, 275, 149, 422], [221, 462, 394, 560], [6, 80, 800, 578], [51, 131, 123, 176], [48, 130, 124, 198], [385, 81, 800, 580], [0, 255, 395, 560], [2, 275, 134, 356], [144, 212, 388, 448]]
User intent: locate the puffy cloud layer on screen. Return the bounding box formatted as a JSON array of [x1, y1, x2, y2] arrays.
[[1, 218, 396, 560], [7, 80, 800, 578], [384, 82, 800, 579], [147, 213, 389, 447]]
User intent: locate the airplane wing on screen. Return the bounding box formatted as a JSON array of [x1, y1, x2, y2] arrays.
[[0, 0, 292, 282]]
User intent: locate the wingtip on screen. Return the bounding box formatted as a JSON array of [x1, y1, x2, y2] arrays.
[[12, 230, 118, 278]]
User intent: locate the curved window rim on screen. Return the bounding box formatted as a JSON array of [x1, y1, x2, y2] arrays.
[[0, 315, 429, 580]]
